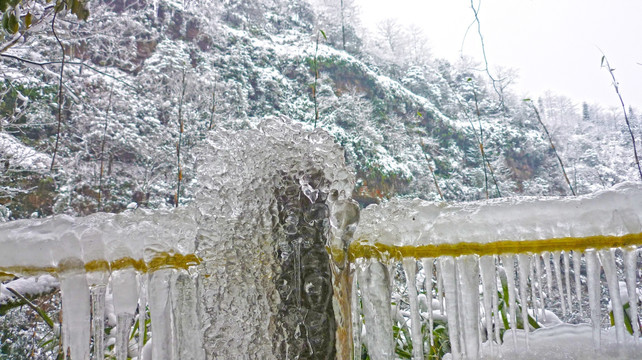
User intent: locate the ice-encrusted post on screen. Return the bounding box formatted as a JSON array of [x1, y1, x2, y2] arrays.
[[193, 118, 357, 359]]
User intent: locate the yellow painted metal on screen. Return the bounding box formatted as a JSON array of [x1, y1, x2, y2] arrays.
[[348, 232, 642, 262], [0, 252, 201, 277]]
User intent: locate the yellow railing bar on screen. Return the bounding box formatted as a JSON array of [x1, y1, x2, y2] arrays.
[[348, 232, 642, 262], [0, 252, 201, 278]]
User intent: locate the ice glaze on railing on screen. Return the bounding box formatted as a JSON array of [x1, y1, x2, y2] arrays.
[[351, 183, 642, 359]]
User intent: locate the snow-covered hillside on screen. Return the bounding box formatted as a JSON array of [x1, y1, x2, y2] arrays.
[[0, 0, 639, 220]]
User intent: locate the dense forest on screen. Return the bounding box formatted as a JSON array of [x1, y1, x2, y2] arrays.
[[1, 0, 640, 221]]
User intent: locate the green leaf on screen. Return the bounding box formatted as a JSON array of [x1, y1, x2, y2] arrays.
[[523, 98, 531, 102], [25, 12, 31, 28], [7, 11, 18, 34], [467, 77, 472, 82], [319, 29, 327, 40], [70, 0, 89, 20], [2, 11, 9, 31], [417, 111, 423, 117], [5, 287, 55, 330], [0, 0, 9, 13]]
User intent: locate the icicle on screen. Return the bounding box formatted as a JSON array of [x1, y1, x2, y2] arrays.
[[573, 251, 582, 315], [585, 249, 602, 348], [552, 251, 567, 316], [534, 255, 546, 321], [529, 256, 537, 322], [172, 270, 206, 360], [421, 257, 434, 347], [542, 251, 554, 303], [436, 260, 445, 315], [351, 273, 361, 360], [148, 268, 175, 360], [58, 258, 91, 360], [599, 249, 626, 343], [479, 255, 495, 354], [112, 268, 139, 360], [91, 285, 106, 360], [500, 255, 518, 346], [563, 251, 573, 312], [116, 313, 134, 360], [357, 260, 394, 360], [623, 246, 640, 342], [137, 274, 148, 359], [294, 237, 302, 309], [440, 256, 461, 360], [80, 224, 109, 360], [455, 260, 466, 355], [457, 255, 480, 360], [491, 262, 501, 345], [403, 258, 423, 359], [517, 254, 531, 348], [388, 263, 398, 324]]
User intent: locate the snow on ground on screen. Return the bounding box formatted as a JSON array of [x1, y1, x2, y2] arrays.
[[0, 132, 51, 170]]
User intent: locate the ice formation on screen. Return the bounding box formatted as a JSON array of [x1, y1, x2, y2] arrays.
[[2, 119, 642, 359], [352, 183, 642, 359], [0, 117, 356, 359], [193, 117, 356, 359]]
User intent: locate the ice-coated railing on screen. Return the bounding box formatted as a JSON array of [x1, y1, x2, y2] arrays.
[[0, 207, 203, 360], [351, 182, 642, 360]]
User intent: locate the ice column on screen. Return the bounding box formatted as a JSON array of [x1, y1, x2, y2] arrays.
[[59, 221, 91, 360], [573, 251, 582, 314], [80, 215, 111, 360], [479, 255, 495, 354], [457, 255, 480, 359], [551, 251, 567, 316], [357, 260, 394, 360], [585, 249, 602, 348], [440, 256, 461, 359], [623, 246, 639, 341], [600, 249, 626, 342], [500, 255, 518, 345], [563, 251, 573, 312], [517, 254, 531, 347], [108, 214, 142, 360], [402, 258, 423, 359], [422, 258, 435, 347]]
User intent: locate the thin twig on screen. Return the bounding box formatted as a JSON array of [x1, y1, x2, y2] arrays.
[[175, 68, 187, 207], [468, 0, 504, 109], [0, 5, 57, 53], [601, 54, 642, 181], [420, 142, 444, 201], [0, 53, 137, 90], [527, 101, 576, 196], [472, 83, 501, 198], [209, 76, 216, 130], [340, 0, 346, 50], [98, 86, 114, 210], [49, 10, 65, 172], [313, 32, 320, 128]]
